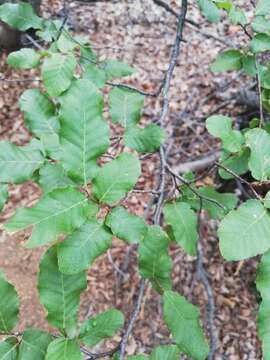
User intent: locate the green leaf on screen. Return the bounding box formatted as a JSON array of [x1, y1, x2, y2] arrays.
[[127, 356, 148, 360], [218, 199, 270, 260], [163, 201, 198, 256], [261, 65, 270, 89], [245, 128, 270, 181], [252, 16, 270, 34], [59, 79, 110, 184], [211, 50, 242, 72], [197, 0, 220, 23], [37, 19, 62, 42], [38, 247, 87, 332], [0, 184, 8, 212], [57, 220, 112, 275], [0, 2, 42, 31], [109, 88, 144, 127], [42, 53, 76, 97], [45, 338, 82, 360], [79, 309, 124, 347], [250, 33, 270, 53], [163, 291, 209, 360], [40, 134, 62, 160], [92, 153, 141, 205], [0, 141, 43, 184], [7, 48, 40, 69], [0, 338, 18, 360], [150, 345, 180, 360], [18, 329, 52, 360], [0, 272, 19, 332], [256, 0, 270, 16], [104, 60, 135, 79], [19, 89, 59, 138], [57, 33, 77, 53], [256, 250, 270, 359], [5, 187, 97, 248], [228, 6, 247, 26], [206, 115, 244, 152], [38, 163, 74, 194], [218, 149, 249, 179], [105, 206, 147, 244], [139, 225, 172, 293], [124, 124, 166, 153], [242, 54, 257, 77], [82, 63, 107, 88]]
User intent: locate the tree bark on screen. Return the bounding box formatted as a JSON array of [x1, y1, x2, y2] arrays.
[[0, 0, 41, 51]]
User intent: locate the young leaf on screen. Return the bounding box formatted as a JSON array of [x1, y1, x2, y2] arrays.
[[109, 88, 144, 127], [211, 49, 242, 72], [92, 153, 141, 205], [128, 356, 148, 360], [150, 345, 180, 360], [124, 124, 166, 153], [39, 163, 74, 194], [40, 134, 62, 160], [18, 329, 52, 360], [5, 187, 97, 248], [38, 247, 87, 332], [252, 16, 270, 34], [105, 206, 147, 244], [197, 0, 220, 23], [163, 291, 209, 360], [0, 272, 19, 332], [250, 33, 270, 53], [57, 220, 112, 274], [242, 54, 257, 77], [256, 0, 270, 16], [59, 79, 110, 184], [139, 225, 172, 293], [0, 141, 44, 184], [256, 250, 270, 359], [218, 199, 270, 260], [206, 115, 244, 152], [0, 184, 8, 212], [7, 48, 40, 69], [19, 89, 59, 138], [0, 338, 18, 359], [104, 60, 135, 79], [0, 2, 42, 31], [42, 53, 76, 97], [163, 201, 198, 256], [229, 6, 247, 26], [45, 338, 82, 360], [79, 309, 124, 347], [245, 128, 270, 181], [82, 63, 107, 88]]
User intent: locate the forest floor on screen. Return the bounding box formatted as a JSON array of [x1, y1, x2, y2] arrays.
[[0, 0, 262, 359]]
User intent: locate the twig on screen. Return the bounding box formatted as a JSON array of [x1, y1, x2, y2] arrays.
[[255, 58, 264, 128], [24, 34, 44, 51]]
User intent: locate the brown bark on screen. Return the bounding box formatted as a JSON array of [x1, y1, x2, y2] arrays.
[[0, 0, 41, 51]]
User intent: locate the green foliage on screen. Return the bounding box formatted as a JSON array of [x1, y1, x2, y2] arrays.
[[42, 53, 76, 96], [18, 329, 52, 360], [92, 153, 141, 205], [79, 309, 124, 347], [197, 0, 220, 23], [0, 2, 42, 31], [206, 115, 244, 152], [0, 272, 19, 332], [210, 50, 242, 72], [218, 200, 270, 260], [124, 124, 166, 153], [57, 219, 112, 274], [105, 206, 147, 244], [0, 337, 18, 359], [58, 79, 109, 184], [163, 291, 209, 360], [128, 345, 180, 360], [0, 184, 8, 211], [38, 163, 74, 194], [250, 34, 270, 53], [256, 250, 270, 359], [109, 87, 144, 126], [7, 48, 40, 69], [38, 247, 87, 333], [5, 187, 96, 247], [163, 201, 198, 256], [139, 225, 172, 293], [45, 338, 82, 360], [256, 0, 270, 16]]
